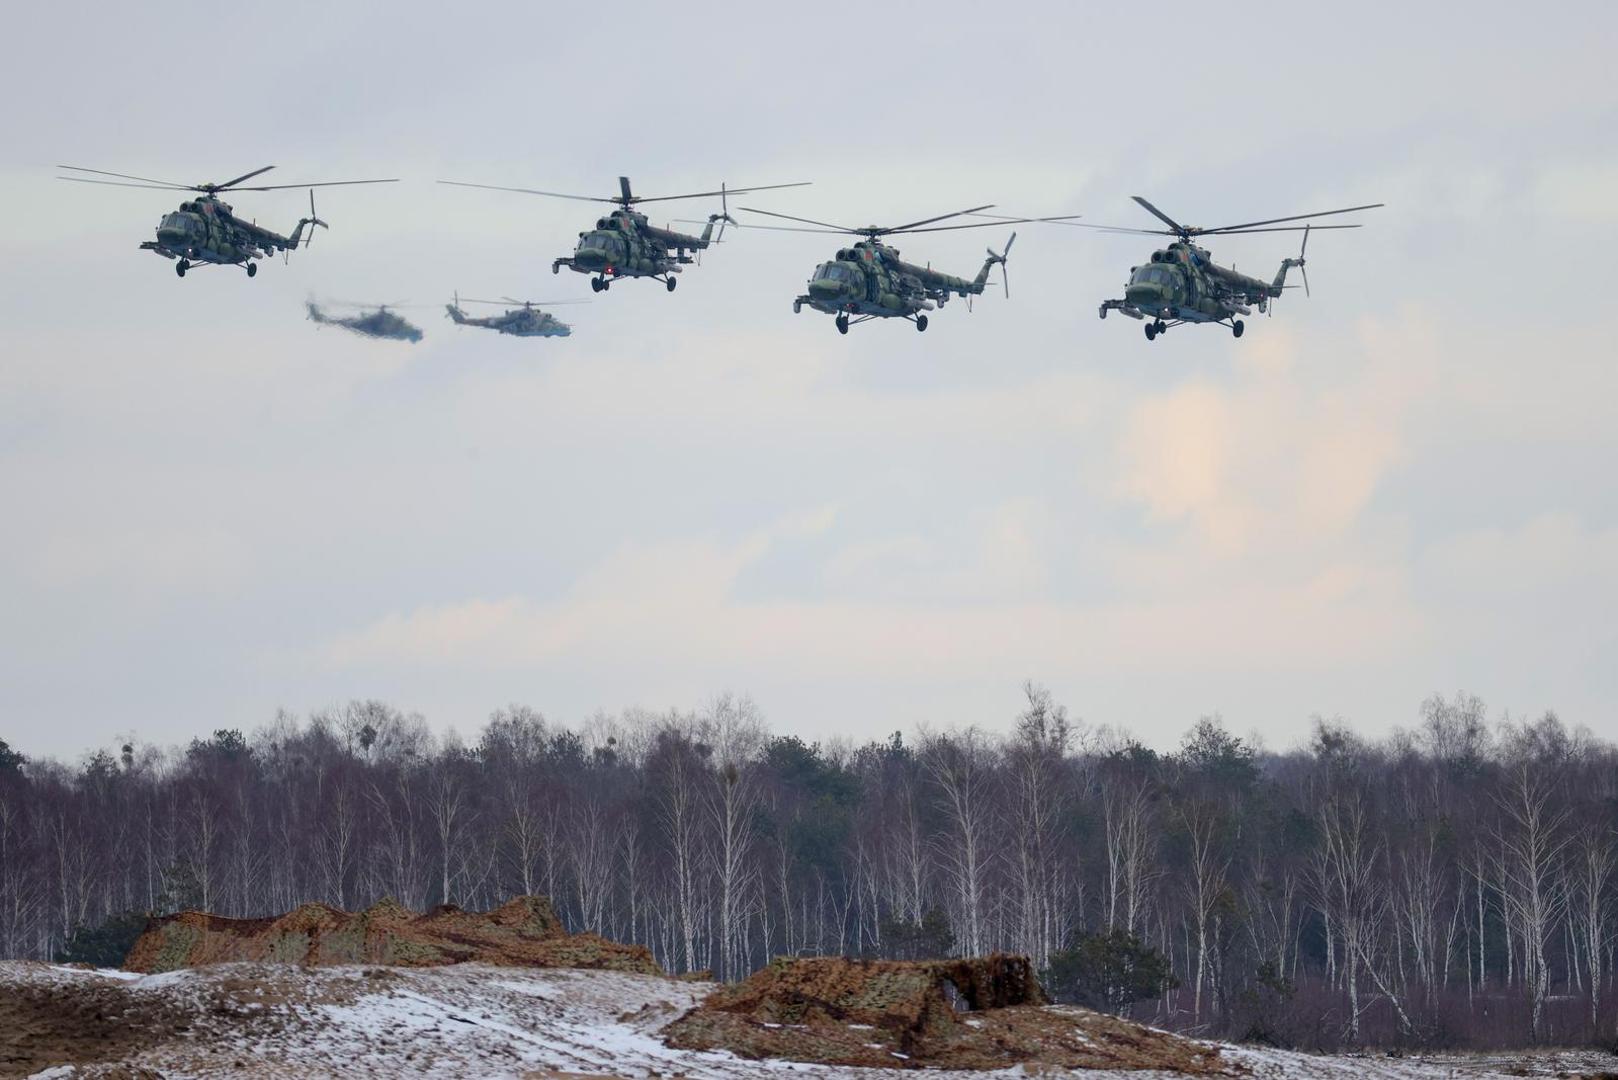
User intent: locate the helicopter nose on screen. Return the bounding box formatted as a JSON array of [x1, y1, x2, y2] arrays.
[[573, 244, 607, 269], [1125, 284, 1162, 307], [808, 277, 841, 298]]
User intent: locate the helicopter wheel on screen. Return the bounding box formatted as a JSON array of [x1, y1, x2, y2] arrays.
[[246, 262, 257, 278], [1144, 323, 1156, 341], [666, 277, 677, 293], [1232, 319, 1244, 338], [792, 299, 802, 314], [175, 259, 188, 278], [915, 315, 928, 332], [590, 278, 604, 293], [835, 314, 849, 335]]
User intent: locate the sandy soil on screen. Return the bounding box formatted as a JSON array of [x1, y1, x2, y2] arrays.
[[4, 961, 1617, 1080]]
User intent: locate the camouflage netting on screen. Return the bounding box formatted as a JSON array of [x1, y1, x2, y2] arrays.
[[664, 954, 1239, 1073], [122, 895, 660, 975]]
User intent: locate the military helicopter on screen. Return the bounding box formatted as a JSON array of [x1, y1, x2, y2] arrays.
[[438, 175, 809, 293], [444, 294, 586, 337], [306, 300, 424, 343], [1057, 196, 1382, 340], [57, 165, 398, 277], [737, 203, 1045, 333]]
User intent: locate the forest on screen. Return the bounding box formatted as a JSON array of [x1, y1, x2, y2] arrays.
[[1, 687, 1613, 1052]]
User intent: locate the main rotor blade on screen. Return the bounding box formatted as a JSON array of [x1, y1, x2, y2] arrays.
[[969, 212, 1084, 224], [1201, 203, 1384, 234], [213, 165, 277, 190], [228, 178, 399, 192], [972, 214, 1167, 236], [439, 180, 618, 203], [631, 181, 811, 206], [891, 216, 1067, 236], [738, 206, 859, 232], [1210, 224, 1363, 235], [722, 221, 848, 235], [58, 164, 192, 188], [1132, 196, 1186, 233], [884, 205, 996, 233], [619, 176, 633, 203], [57, 177, 193, 191]]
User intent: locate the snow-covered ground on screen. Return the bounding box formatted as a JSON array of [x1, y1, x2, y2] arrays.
[[2, 961, 1613, 1079]]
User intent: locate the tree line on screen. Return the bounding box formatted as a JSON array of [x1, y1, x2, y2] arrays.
[[1, 687, 1614, 1050]]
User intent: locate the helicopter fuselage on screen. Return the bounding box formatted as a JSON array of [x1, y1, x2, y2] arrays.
[[1101, 241, 1288, 326], [791, 240, 989, 327], [445, 303, 570, 337], [307, 303, 423, 342], [141, 196, 295, 268], [551, 208, 711, 289]]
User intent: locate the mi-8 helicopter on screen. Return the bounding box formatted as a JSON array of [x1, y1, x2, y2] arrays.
[[444, 294, 585, 337], [438, 175, 809, 293], [737, 204, 1043, 333], [57, 165, 398, 278], [1060, 196, 1382, 340], [306, 300, 423, 342]]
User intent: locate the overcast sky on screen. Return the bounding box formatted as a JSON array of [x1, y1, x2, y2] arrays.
[[3, 1, 1615, 760]]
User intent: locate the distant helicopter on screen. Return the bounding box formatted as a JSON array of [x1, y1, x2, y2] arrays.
[[57, 165, 398, 278], [1063, 196, 1383, 340], [306, 300, 424, 343], [738, 204, 1050, 333], [438, 175, 809, 293], [444, 294, 586, 337]]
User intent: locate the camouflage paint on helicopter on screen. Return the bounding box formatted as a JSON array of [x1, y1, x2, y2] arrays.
[[444, 294, 586, 338], [739, 203, 1063, 334], [1022, 196, 1382, 340], [306, 301, 424, 342], [57, 165, 398, 278], [437, 176, 809, 293]]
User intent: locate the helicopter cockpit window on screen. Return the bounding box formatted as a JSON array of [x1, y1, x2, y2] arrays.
[[815, 264, 858, 285]]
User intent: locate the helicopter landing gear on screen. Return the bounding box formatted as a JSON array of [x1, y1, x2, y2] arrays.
[[792, 299, 802, 314], [915, 314, 928, 332], [591, 277, 609, 293], [835, 314, 849, 335], [245, 262, 257, 278], [1144, 321, 1159, 341], [1231, 319, 1244, 338], [175, 259, 189, 278], [665, 277, 677, 293]]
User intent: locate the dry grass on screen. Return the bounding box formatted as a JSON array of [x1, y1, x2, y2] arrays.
[[664, 953, 1240, 1073], [122, 895, 660, 975]]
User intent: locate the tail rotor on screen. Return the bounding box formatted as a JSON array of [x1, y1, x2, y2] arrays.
[[292, 188, 329, 257], [714, 181, 737, 243], [989, 231, 1016, 298], [1298, 224, 1311, 298], [1269, 224, 1311, 317]]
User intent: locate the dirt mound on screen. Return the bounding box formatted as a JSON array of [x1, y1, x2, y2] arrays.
[[0, 972, 193, 1078], [664, 953, 1238, 1073], [123, 895, 659, 975]]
